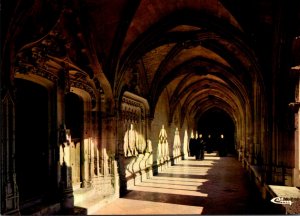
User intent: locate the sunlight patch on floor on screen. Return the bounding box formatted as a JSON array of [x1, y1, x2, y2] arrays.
[[96, 198, 204, 215]]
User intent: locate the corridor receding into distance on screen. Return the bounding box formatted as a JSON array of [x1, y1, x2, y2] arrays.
[[95, 153, 273, 215]]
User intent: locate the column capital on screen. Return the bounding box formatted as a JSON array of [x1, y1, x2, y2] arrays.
[[290, 65, 300, 77]]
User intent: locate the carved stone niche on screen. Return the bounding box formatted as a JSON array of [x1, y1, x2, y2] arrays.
[[121, 92, 149, 157]]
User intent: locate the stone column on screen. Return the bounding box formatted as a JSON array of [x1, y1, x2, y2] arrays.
[[115, 111, 127, 196], [292, 103, 300, 187], [81, 139, 89, 188], [289, 67, 300, 187], [92, 110, 100, 177], [57, 67, 74, 211], [183, 129, 189, 159], [86, 101, 93, 187], [60, 156, 74, 209], [58, 126, 74, 210], [247, 135, 254, 165], [1, 91, 20, 215]]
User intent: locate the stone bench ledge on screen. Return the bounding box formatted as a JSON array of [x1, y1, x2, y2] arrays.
[[268, 185, 300, 198], [267, 185, 300, 214]]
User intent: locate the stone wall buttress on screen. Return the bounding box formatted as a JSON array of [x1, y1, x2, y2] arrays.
[[289, 69, 300, 187], [1, 91, 20, 215]]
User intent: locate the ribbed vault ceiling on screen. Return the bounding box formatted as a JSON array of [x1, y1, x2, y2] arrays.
[[101, 0, 264, 123], [4, 0, 300, 125]]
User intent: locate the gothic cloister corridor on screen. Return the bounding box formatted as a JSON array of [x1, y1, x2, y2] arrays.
[[2, 0, 300, 215], [94, 153, 275, 215]]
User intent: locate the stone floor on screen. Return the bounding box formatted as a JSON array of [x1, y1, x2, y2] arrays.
[[94, 153, 279, 215]]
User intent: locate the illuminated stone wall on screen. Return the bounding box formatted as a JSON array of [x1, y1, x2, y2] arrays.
[[119, 92, 152, 190], [150, 89, 190, 172], [117, 90, 189, 191]]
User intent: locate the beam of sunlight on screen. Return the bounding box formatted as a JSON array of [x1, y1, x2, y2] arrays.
[[135, 181, 205, 192], [157, 124, 169, 161], [123, 152, 217, 199], [133, 184, 208, 197], [183, 129, 189, 156], [142, 179, 205, 187], [173, 128, 181, 159], [152, 176, 208, 183], [95, 149, 232, 215], [96, 198, 204, 215], [124, 123, 138, 157]]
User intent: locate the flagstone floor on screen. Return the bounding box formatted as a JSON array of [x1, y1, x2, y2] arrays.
[[94, 153, 278, 215]]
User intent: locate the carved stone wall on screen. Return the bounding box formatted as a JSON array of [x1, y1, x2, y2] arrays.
[[121, 94, 147, 157], [119, 92, 152, 189]]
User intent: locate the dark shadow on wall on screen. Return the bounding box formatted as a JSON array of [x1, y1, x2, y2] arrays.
[[55, 162, 87, 215], [17, 157, 88, 215], [15, 79, 50, 209], [16, 158, 88, 215], [15, 78, 60, 215], [14, 79, 87, 215]]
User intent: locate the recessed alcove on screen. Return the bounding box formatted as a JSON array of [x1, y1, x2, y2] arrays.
[[15, 78, 49, 206]]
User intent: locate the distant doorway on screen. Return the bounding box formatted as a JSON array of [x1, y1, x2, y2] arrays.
[[15, 79, 49, 206], [198, 109, 235, 156]]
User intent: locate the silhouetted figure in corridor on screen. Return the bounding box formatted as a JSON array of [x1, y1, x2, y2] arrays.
[[189, 138, 196, 157], [195, 135, 205, 160]]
